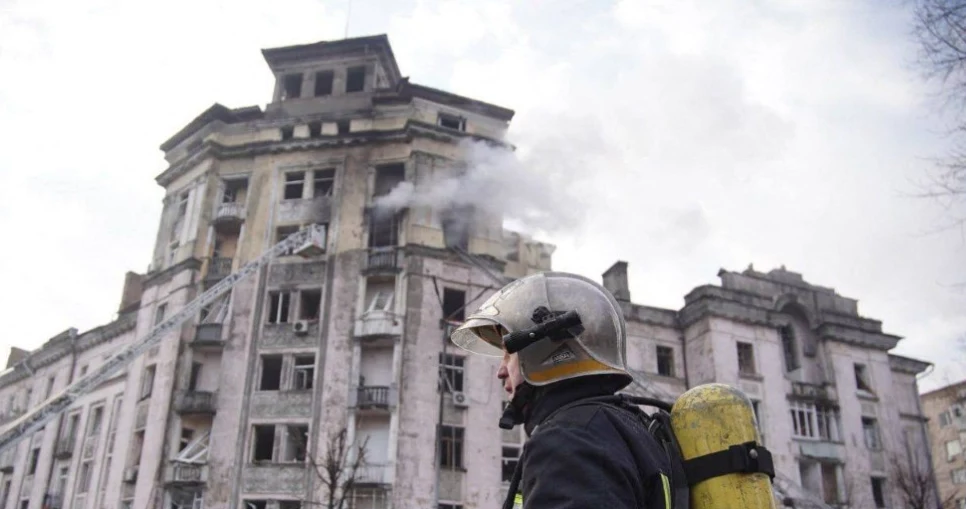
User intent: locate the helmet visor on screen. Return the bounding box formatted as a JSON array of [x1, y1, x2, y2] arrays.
[[450, 317, 507, 357]]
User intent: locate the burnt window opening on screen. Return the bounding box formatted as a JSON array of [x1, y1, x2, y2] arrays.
[[282, 73, 303, 100], [373, 163, 405, 198], [737, 342, 756, 375], [438, 112, 466, 131], [284, 172, 305, 200], [440, 205, 474, 251], [252, 425, 275, 462], [438, 425, 464, 469], [308, 121, 323, 138], [222, 178, 248, 204], [259, 356, 283, 391], [313, 168, 335, 197], [299, 290, 322, 320], [188, 362, 202, 391], [854, 364, 873, 393], [276, 226, 300, 255], [346, 66, 366, 93], [293, 356, 315, 390], [314, 70, 334, 96], [268, 291, 293, 323], [439, 353, 465, 393], [244, 501, 268, 509], [279, 502, 302, 509], [442, 288, 466, 322], [280, 126, 294, 141], [779, 325, 799, 372], [337, 120, 351, 135], [656, 346, 674, 377], [284, 425, 309, 461]]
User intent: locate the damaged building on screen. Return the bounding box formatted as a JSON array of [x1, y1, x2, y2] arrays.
[[0, 34, 938, 509]]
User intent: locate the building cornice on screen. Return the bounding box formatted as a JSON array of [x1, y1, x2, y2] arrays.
[[889, 353, 932, 375], [142, 257, 203, 289]]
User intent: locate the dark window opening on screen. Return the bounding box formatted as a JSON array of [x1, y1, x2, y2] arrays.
[[313, 168, 335, 197], [280, 126, 294, 141], [368, 213, 398, 248], [308, 122, 322, 138], [443, 288, 466, 322], [346, 66, 366, 93], [501, 446, 520, 483], [438, 113, 465, 131], [737, 342, 756, 375], [293, 356, 315, 390], [180, 428, 194, 452], [314, 71, 334, 96], [28, 448, 39, 475], [439, 425, 464, 469], [188, 362, 202, 391], [656, 346, 674, 377], [268, 291, 292, 323], [284, 172, 305, 200], [245, 501, 268, 509], [439, 353, 465, 393], [276, 226, 300, 256], [441, 205, 474, 250], [282, 73, 303, 100], [779, 325, 799, 371], [279, 501, 302, 509], [855, 364, 873, 392], [373, 163, 405, 198], [337, 120, 350, 135], [285, 425, 309, 461], [871, 477, 886, 508], [252, 425, 275, 462], [260, 356, 283, 391], [299, 290, 322, 320]]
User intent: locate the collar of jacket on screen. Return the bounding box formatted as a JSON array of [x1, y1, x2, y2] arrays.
[[523, 379, 618, 436]]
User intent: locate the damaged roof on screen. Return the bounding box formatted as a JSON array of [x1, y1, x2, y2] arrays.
[[159, 103, 264, 152]]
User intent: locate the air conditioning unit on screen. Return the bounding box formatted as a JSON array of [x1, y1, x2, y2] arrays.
[[452, 391, 469, 408], [293, 320, 310, 335]]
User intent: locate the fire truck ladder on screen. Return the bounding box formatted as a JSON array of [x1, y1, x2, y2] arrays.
[[0, 224, 328, 455]]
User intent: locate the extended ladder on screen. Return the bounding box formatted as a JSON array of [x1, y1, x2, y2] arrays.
[[0, 225, 327, 455]]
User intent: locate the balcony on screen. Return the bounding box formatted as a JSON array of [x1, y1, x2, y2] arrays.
[[191, 323, 225, 350], [174, 391, 217, 415], [213, 202, 246, 231], [363, 248, 402, 274], [351, 386, 398, 412], [789, 381, 836, 402], [798, 441, 846, 462], [355, 463, 390, 485], [353, 311, 402, 339], [54, 437, 76, 459], [164, 461, 208, 485], [205, 257, 233, 283]]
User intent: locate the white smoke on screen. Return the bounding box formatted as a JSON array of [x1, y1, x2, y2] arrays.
[[372, 133, 600, 240]]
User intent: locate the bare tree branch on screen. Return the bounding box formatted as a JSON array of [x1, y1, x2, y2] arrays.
[[295, 427, 370, 509]]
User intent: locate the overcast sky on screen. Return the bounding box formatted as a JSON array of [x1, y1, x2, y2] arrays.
[[1, 0, 964, 392]]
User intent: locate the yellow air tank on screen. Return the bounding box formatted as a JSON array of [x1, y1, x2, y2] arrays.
[[670, 383, 777, 509]]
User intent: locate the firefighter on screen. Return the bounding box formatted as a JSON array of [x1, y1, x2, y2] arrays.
[[450, 271, 674, 509]]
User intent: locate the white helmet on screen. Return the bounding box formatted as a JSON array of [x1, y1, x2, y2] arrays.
[[450, 271, 632, 388]]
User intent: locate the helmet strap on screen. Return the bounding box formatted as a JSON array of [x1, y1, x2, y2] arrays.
[[499, 382, 537, 430]]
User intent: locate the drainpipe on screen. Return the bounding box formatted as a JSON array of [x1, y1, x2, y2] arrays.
[[44, 327, 79, 505]]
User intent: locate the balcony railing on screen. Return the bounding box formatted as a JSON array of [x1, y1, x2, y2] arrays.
[[164, 461, 208, 484], [354, 311, 402, 338], [355, 463, 389, 484], [363, 248, 401, 273], [205, 257, 233, 282], [174, 391, 217, 415], [790, 381, 834, 401], [213, 202, 246, 225], [54, 436, 76, 458], [357, 386, 390, 409]]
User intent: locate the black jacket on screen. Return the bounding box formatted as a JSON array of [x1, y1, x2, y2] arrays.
[[507, 380, 672, 509]]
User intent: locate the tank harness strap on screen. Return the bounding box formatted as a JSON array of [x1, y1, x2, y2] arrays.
[[681, 441, 776, 487]]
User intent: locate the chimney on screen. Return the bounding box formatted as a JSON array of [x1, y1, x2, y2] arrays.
[[602, 261, 631, 302], [118, 271, 144, 313]]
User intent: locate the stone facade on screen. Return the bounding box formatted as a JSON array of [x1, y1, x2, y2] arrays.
[[921, 379, 966, 508]]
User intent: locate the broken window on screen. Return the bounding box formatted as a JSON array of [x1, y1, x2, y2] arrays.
[[267, 291, 292, 324], [871, 477, 886, 507], [308, 121, 322, 138], [656, 346, 674, 377], [222, 178, 247, 204], [283, 425, 308, 462], [293, 356, 315, 391], [180, 428, 194, 452], [282, 73, 303, 100], [252, 425, 275, 462], [314, 70, 334, 96], [170, 191, 189, 239], [442, 288, 466, 322], [862, 417, 881, 450], [280, 126, 294, 141], [373, 163, 405, 198], [259, 356, 283, 391], [368, 210, 398, 248], [942, 411, 953, 427], [140, 365, 156, 400], [188, 362, 202, 391], [346, 66, 366, 93], [854, 364, 873, 393], [737, 342, 756, 375], [366, 289, 394, 314], [438, 112, 465, 131], [284, 172, 305, 200], [313, 168, 335, 197], [337, 120, 350, 135], [440, 205, 474, 250], [502, 446, 520, 483], [439, 354, 465, 393], [779, 325, 799, 371], [299, 290, 322, 321], [790, 401, 839, 441], [244, 501, 268, 509], [439, 425, 464, 469]]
